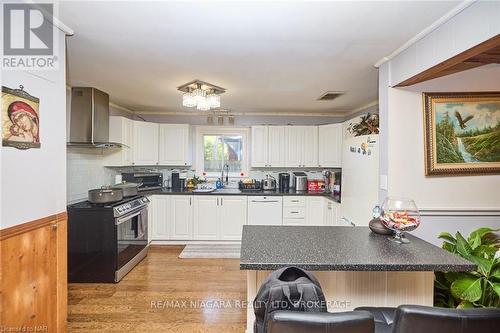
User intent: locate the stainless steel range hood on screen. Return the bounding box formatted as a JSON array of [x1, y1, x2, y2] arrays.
[[68, 87, 125, 148]]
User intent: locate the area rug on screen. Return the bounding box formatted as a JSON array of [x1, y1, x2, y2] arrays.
[[178, 244, 241, 259]]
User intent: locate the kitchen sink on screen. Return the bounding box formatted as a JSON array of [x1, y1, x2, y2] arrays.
[[214, 188, 242, 194]]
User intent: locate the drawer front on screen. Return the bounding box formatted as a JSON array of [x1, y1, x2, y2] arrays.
[[283, 196, 306, 207], [283, 218, 306, 226], [283, 206, 306, 218]]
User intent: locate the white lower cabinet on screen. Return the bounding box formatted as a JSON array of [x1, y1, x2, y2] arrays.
[[305, 197, 325, 226], [324, 199, 341, 226], [219, 196, 248, 240], [150, 195, 170, 240], [170, 195, 193, 240], [193, 196, 247, 240], [193, 196, 219, 240]]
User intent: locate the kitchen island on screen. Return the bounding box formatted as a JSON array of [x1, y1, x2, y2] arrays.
[[240, 225, 475, 331]]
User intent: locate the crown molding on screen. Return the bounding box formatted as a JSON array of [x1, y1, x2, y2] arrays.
[[109, 102, 135, 114], [374, 0, 476, 68], [135, 110, 347, 117], [344, 100, 379, 116]]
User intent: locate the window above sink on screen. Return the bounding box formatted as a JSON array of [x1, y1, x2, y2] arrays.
[[195, 126, 249, 178]]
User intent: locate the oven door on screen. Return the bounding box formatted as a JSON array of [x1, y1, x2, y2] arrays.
[[115, 207, 148, 281]]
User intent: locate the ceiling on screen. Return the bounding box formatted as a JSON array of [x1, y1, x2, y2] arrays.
[[60, 1, 459, 115]]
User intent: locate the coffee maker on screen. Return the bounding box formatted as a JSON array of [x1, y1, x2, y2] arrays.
[[278, 173, 290, 192]]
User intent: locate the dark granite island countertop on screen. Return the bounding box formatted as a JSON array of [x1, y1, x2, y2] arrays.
[[240, 225, 475, 272]]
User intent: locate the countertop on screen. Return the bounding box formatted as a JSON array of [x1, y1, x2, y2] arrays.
[[141, 188, 341, 203], [239, 225, 476, 272]]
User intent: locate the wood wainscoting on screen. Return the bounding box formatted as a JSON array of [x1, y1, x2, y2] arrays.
[[0, 212, 67, 332]]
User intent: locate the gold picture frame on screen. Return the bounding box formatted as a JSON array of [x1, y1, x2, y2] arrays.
[[423, 92, 500, 176], [2, 85, 41, 149]]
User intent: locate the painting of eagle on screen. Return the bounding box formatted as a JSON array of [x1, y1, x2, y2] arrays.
[[423, 92, 500, 175]]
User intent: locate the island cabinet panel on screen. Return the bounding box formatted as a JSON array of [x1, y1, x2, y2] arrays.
[[158, 124, 192, 166], [318, 123, 342, 167], [169, 196, 193, 240], [133, 121, 159, 165], [251, 126, 269, 167], [193, 196, 219, 240], [246, 270, 434, 332], [149, 195, 170, 241], [219, 196, 248, 240]]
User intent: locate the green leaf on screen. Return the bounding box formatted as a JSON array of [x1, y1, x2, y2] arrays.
[[469, 233, 482, 250], [491, 268, 500, 282], [457, 301, 474, 309], [444, 272, 472, 283], [466, 255, 493, 277], [442, 242, 456, 253], [439, 232, 457, 244], [451, 277, 482, 302], [491, 282, 500, 297], [472, 245, 498, 259], [456, 232, 473, 257], [469, 227, 499, 241]]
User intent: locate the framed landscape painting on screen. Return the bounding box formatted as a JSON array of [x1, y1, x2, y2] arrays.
[[423, 92, 500, 176]]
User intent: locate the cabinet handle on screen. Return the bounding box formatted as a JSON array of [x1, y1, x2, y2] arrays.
[[52, 223, 58, 230], [217, 197, 219, 206], [221, 198, 223, 205], [190, 197, 192, 205], [291, 211, 299, 214]]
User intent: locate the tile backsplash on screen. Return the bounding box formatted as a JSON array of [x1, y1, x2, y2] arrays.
[[67, 148, 341, 203], [67, 147, 118, 203]]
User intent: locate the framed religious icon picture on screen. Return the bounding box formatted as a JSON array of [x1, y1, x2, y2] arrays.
[[2, 85, 41, 149]]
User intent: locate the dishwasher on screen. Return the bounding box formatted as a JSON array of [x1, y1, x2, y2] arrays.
[[247, 196, 283, 225]]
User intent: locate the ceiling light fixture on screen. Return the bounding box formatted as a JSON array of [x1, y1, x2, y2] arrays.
[[178, 80, 225, 111]]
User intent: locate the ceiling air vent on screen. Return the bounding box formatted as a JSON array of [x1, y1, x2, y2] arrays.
[[317, 91, 345, 101]]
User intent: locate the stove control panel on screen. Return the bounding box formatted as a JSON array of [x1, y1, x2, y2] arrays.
[[114, 196, 150, 217]]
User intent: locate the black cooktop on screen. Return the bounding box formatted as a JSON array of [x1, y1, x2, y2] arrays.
[[68, 195, 142, 210]]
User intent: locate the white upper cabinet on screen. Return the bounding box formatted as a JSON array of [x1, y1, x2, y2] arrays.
[[267, 126, 286, 167], [159, 124, 192, 166], [303, 126, 318, 167], [285, 126, 304, 167], [251, 126, 269, 167], [133, 121, 159, 165], [104, 116, 134, 166], [318, 123, 342, 167], [285, 126, 318, 167]]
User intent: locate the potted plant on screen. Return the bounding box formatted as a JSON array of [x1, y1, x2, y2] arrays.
[[434, 227, 500, 308]]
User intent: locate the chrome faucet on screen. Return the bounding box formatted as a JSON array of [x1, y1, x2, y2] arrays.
[[221, 163, 229, 185]]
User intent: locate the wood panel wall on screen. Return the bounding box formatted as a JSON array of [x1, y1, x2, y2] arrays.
[[0, 212, 67, 332]]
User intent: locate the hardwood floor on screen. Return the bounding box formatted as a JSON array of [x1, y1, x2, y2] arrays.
[[68, 246, 247, 333]]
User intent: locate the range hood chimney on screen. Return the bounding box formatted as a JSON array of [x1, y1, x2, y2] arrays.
[[68, 87, 124, 148]]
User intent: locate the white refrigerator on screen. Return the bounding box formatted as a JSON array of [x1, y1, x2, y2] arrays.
[[340, 135, 379, 226]]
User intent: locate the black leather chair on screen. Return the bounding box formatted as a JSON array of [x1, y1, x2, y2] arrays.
[[266, 310, 374, 333], [355, 305, 500, 333]]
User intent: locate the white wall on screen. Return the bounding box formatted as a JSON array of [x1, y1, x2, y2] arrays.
[[387, 64, 500, 210], [388, 1, 500, 85], [1, 30, 67, 229], [382, 64, 500, 244]]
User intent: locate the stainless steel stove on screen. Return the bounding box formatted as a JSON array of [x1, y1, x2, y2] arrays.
[[68, 196, 150, 283]]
